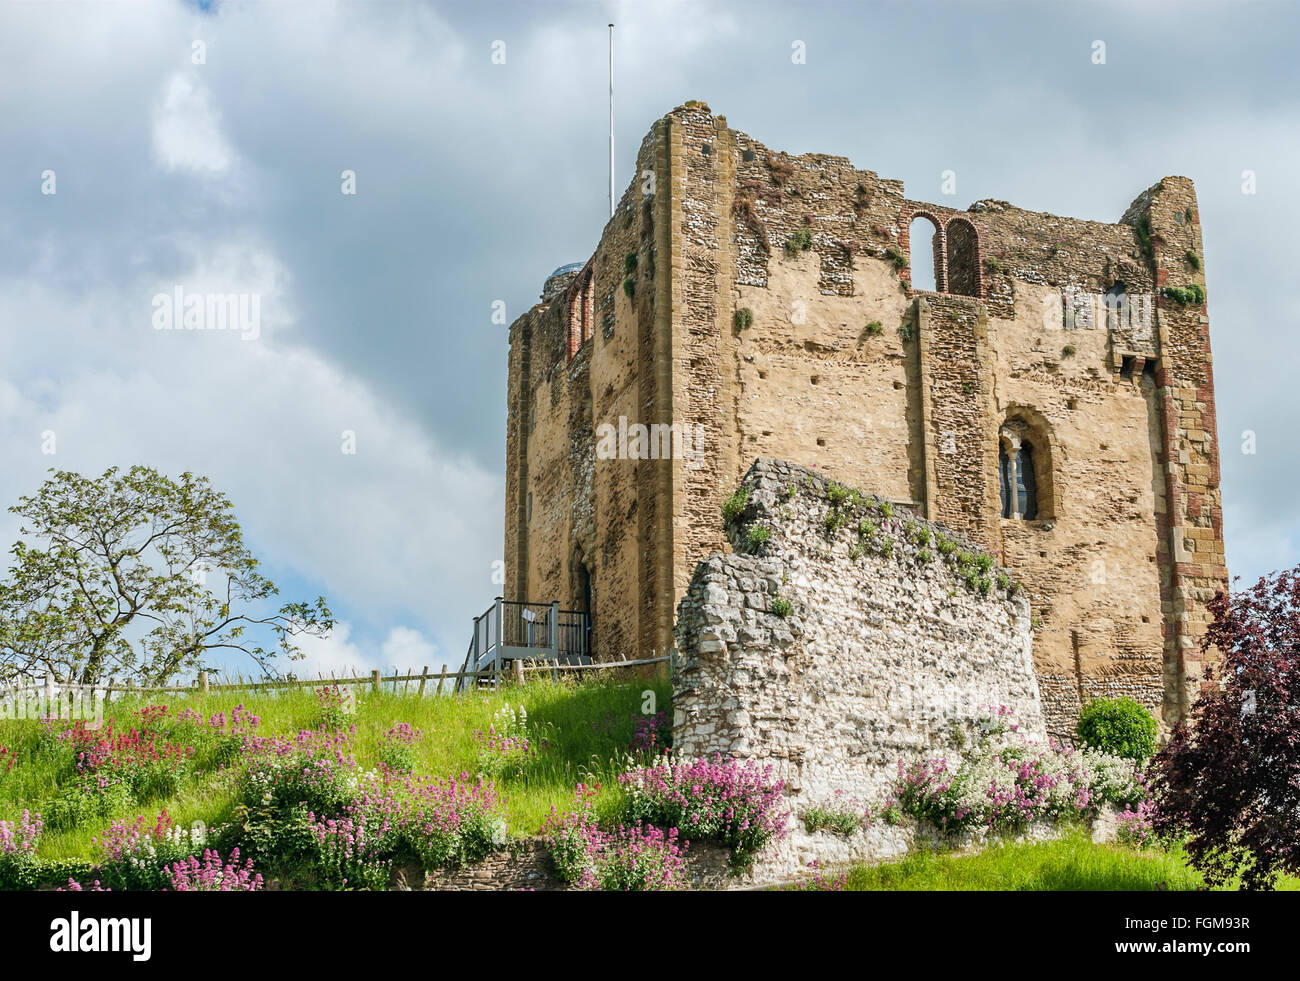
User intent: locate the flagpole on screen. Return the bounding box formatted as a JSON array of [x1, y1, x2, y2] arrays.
[[608, 23, 615, 218]]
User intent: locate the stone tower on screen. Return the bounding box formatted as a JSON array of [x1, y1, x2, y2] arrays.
[[503, 101, 1225, 736]]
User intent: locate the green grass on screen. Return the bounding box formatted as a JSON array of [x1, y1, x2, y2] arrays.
[[0, 677, 669, 863], [838, 834, 1300, 891]]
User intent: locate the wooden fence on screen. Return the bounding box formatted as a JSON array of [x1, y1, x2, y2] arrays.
[[1, 651, 675, 709]]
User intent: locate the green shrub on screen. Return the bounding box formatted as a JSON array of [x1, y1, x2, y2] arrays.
[[784, 228, 813, 257], [623, 277, 635, 299], [1077, 697, 1158, 762], [1185, 250, 1201, 270], [885, 246, 907, 269], [734, 307, 753, 331], [1062, 345, 1076, 358], [898, 321, 914, 342], [721, 486, 750, 524], [864, 320, 884, 336], [770, 596, 793, 618], [803, 795, 869, 836], [624, 251, 638, 275], [745, 525, 772, 552], [1162, 283, 1205, 306]]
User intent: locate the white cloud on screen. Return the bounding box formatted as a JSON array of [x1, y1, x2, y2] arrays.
[[152, 72, 235, 175], [292, 623, 442, 678], [380, 626, 440, 672], [293, 621, 372, 678], [0, 233, 502, 664]]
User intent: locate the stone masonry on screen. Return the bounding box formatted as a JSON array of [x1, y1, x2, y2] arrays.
[[504, 101, 1226, 736], [673, 458, 1049, 877]]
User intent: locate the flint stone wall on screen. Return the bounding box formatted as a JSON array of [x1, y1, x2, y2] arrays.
[[672, 458, 1049, 878]]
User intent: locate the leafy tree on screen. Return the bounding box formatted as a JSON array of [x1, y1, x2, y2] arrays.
[[0, 466, 333, 685], [1149, 567, 1300, 890]]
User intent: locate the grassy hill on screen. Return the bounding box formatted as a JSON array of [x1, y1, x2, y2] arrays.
[[0, 677, 668, 883], [2, 676, 1292, 891]]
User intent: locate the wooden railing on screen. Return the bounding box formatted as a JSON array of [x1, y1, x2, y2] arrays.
[[0, 653, 673, 714]]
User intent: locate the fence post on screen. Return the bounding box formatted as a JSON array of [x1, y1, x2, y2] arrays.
[[198, 671, 210, 696], [417, 666, 429, 697], [44, 673, 55, 716], [512, 659, 525, 687], [494, 596, 504, 654], [549, 601, 560, 659], [436, 664, 447, 697], [371, 669, 382, 693]]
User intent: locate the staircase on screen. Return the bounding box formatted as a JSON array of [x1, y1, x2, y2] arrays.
[[458, 598, 592, 691]]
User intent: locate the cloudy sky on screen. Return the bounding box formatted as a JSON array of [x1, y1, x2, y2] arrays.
[[1, 0, 1295, 677]]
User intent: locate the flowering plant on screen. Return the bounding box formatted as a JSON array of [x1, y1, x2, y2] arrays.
[[167, 848, 263, 891], [894, 737, 1145, 835], [0, 810, 43, 882], [619, 754, 787, 867], [307, 796, 399, 890], [314, 685, 354, 731], [543, 785, 688, 890], [1115, 798, 1158, 848], [94, 810, 204, 890], [377, 723, 422, 774], [629, 711, 671, 756], [473, 703, 550, 779], [398, 772, 507, 869]]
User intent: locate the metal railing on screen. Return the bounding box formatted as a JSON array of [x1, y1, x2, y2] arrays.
[[460, 597, 592, 690]]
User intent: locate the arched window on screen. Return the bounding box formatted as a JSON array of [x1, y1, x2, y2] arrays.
[[999, 431, 1038, 520], [946, 218, 980, 297], [908, 216, 941, 292]]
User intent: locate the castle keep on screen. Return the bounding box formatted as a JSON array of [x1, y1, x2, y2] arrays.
[[503, 101, 1225, 736]]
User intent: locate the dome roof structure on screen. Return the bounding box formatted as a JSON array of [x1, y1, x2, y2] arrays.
[[541, 262, 586, 302]]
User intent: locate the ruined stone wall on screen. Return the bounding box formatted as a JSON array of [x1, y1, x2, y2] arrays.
[[673, 459, 1047, 876], [504, 102, 1226, 732]]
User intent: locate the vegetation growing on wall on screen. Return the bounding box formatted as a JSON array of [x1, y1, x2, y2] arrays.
[[1162, 283, 1205, 306]]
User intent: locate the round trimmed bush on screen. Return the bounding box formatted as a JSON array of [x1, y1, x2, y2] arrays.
[[1076, 697, 1158, 762]]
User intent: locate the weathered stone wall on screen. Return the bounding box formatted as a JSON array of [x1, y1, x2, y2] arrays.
[[504, 126, 668, 659], [418, 838, 745, 892], [504, 100, 1226, 734], [673, 458, 1047, 877]]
